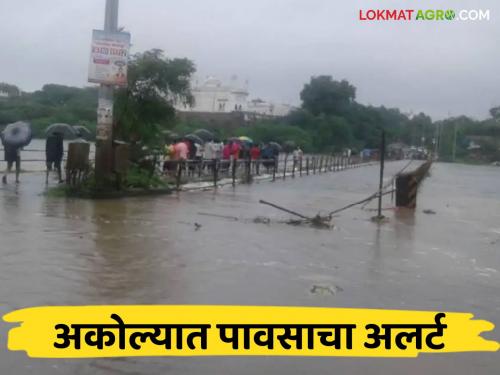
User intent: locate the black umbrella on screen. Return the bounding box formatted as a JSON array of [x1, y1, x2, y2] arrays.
[[194, 129, 215, 142], [1, 121, 32, 148], [185, 134, 205, 145], [268, 142, 283, 152], [45, 123, 76, 137]]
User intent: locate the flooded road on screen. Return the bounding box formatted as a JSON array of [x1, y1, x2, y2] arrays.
[[0, 161, 499, 374]]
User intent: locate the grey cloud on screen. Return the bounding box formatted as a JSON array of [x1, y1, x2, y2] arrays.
[[0, 0, 499, 119]]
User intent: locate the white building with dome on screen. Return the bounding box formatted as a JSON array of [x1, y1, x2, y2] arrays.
[[175, 76, 293, 118]]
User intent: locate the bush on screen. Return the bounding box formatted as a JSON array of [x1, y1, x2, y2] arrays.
[[125, 166, 166, 189]]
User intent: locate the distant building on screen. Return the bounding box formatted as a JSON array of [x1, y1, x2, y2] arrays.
[[175, 76, 294, 119], [247, 98, 273, 116], [176, 76, 249, 113]]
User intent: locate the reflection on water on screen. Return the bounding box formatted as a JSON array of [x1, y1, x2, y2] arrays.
[[0, 161, 499, 374]]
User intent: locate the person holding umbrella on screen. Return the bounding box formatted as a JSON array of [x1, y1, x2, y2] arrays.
[[1, 121, 32, 184], [44, 123, 80, 184], [2, 143, 21, 184], [45, 131, 64, 184]]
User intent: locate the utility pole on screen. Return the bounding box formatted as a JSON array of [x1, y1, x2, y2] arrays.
[[452, 121, 458, 162], [95, 0, 119, 184], [377, 130, 386, 220]]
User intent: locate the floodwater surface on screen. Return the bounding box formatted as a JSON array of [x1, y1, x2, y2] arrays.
[[0, 161, 498, 374]]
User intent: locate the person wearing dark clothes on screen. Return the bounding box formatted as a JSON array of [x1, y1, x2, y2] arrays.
[[46, 132, 64, 184], [2, 143, 21, 184]]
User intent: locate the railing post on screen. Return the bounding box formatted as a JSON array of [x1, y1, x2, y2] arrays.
[[213, 158, 218, 188], [313, 156, 316, 174], [273, 157, 277, 182], [306, 157, 310, 175], [232, 156, 236, 186], [176, 161, 182, 191], [283, 154, 288, 180], [292, 157, 296, 178], [246, 155, 251, 183], [299, 157, 303, 177]]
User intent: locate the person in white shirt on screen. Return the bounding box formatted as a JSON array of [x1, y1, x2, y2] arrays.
[[293, 147, 303, 160], [203, 141, 215, 160]]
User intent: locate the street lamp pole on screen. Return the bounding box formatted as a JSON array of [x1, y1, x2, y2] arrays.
[[95, 0, 119, 184]]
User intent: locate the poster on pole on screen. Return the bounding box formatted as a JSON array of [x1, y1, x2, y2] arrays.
[[96, 97, 114, 141], [88, 30, 131, 87]]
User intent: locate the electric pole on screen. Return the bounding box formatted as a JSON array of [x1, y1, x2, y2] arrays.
[[452, 121, 457, 162], [95, 0, 119, 184], [377, 130, 386, 220]]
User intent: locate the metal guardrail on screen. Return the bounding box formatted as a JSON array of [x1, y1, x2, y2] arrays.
[[162, 155, 367, 191]]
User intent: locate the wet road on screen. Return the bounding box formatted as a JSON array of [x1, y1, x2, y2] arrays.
[[0, 161, 499, 374]]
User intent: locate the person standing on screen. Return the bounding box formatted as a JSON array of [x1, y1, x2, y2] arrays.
[[250, 143, 261, 174], [222, 142, 231, 160], [293, 146, 303, 161], [2, 142, 21, 184], [45, 132, 64, 184], [251, 144, 261, 161]]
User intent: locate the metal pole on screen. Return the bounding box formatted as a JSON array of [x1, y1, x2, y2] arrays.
[[377, 131, 386, 219], [213, 159, 218, 188], [95, 0, 119, 184], [452, 122, 457, 162], [232, 156, 236, 186], [283, 154, 288, 180]]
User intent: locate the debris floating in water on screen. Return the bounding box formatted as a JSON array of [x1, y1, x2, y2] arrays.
[[253, 216, 271, 225], [310, 284, 344, 296], [259, 199, 333, 229], [423, 209, 437, 215]]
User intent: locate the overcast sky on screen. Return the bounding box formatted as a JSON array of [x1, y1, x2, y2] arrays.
[[0, 0, 499, 120]]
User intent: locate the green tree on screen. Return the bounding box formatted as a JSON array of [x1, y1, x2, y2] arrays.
[[489, 106, 500, 120], [0, 82, 21, 97], [300, 76, 356, 116], [114, 49, 195, 145], [236, 121, 313, 151]]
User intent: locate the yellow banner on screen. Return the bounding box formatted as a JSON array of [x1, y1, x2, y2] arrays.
[[3, 306, 498, 358]]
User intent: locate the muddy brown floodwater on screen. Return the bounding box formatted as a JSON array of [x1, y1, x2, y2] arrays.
[[0, 161, 499, 374]]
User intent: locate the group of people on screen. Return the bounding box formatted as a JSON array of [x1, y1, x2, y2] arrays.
[[1, 131, 86, 185], [162, 137, 303, 176]]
